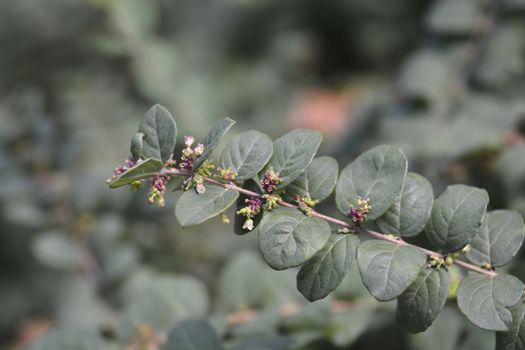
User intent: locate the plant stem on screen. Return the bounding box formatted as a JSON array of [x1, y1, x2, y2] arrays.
[[171, 169, 498, 278]]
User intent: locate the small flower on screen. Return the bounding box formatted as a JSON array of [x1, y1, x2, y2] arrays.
[[194, 143, 204, 156], [106, 157, 137, 183], [184, 135, 195, 147], [242, 218, 254, 231], [196, 182, 206, 194], [348, 196, 371, 226], [219, 167, 237, 181], [220, 212, 230, 224], [263, 194, 280, 211], [148, 174, 170, 207], [260, 167, 281, 193]]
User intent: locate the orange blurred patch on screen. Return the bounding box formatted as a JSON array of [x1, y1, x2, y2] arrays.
[[8, 319, 51, 350], [288, 88, 359, 140]]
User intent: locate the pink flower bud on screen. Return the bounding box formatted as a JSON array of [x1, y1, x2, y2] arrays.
[[184, 135, 195, 147]]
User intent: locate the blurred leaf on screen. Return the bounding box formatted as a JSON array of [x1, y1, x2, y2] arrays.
[[194, 118, 236, 170], [32, 232, 84, 270], [230, 336, 293, 350], [284, 156, 338, 203], [110, 0, 160, 39], [266, 129, 322, 187], [138, 104, 177, 162], [175, 185, 239, 226], [466, 210, 525, 267], [26, 328, 104, 350], [426, 0, 480, 34], [216, 251, 266, 312], [376, 172, 433, 237], [326, 305, 373, 347], [163, 320, 220, 350], [457, 274, 523, 331], [410, 307, 463, 350], [357, 240, 426, 301], [258, 207, 330, 270], [109, 158, 163, 188], [336, 145, 407, 220], [297, 233, 360, 301], [220, 130, 273, 182], [396, 267, 450, 333], [425, 184, 489, 253], [459, 321, 495, 350]]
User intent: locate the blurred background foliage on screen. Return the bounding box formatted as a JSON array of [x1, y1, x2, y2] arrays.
[[1, 0, 525, 349]]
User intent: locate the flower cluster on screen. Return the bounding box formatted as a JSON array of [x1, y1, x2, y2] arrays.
[[180, 136, 207, 192], [295, 193, 319, 217], [349, 196, 371, 226], [237, 197, 262, 231], [219, 167, 236, 181], [179, 136, 204, 172], [260, 167, 281, 193], [106, 157, 138, 183], [148, 159, 176, 207]]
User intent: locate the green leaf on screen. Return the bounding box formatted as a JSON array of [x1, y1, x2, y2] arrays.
[[266, 129, 322, 187], [396, 267, 450, 333], [336, 145, 408, 220], [130, 132, 144, 161], [496, 301, 525, 350], [194, 118, 236, 170], [376, 172, 433, 237], [284, 156, 339, 203], [163, 320, 220, 350], [425, 184, 489, 253], [175, 185, 239, 227], [466, 210, 525, 267], [216, 251, 265, 312], [258, 207, 330, 270], [108, 158, 163, 188], [220, 130, 273, 182], [457, 274, 523, 331], [139, 104, 177, 162], [357, 240, 426, 301], [297, 233, 360, 301]]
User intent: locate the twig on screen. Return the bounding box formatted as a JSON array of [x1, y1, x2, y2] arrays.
[[170, 169, 498, 279]]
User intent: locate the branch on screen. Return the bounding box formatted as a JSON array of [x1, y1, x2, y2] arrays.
[[170, 169, 498, 278]]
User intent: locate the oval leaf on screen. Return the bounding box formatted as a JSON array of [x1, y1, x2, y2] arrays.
[[175, 185, 239, 227], [457, 274, 523, 331], [336, 145, 408, 220], [194, 118, 236, 170], [396, 267, 450, 333], [163, 320, 220, 350], [285, 156, 339, 203], [109, 158, 163, 188], [130, 132, 144, 161], [425, 184, 489, 253], [466, 210, 525, 267], [258, 207, 330, 270], [496, 301, 525, 350], [297, 232, 360, 301], [220, 130, 273, 182], [357, 240, 426, 301], [139, 104, 177, 162], [266, 129, 322, 187], [376, 172, 433, 237]]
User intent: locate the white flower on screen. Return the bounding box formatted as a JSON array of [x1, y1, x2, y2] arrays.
[[194, 143, 204, 156], [242, 218, 254, 231], [184, 135, 195, 147]]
